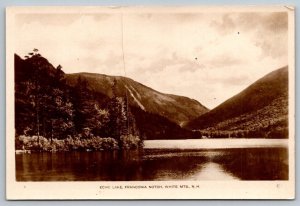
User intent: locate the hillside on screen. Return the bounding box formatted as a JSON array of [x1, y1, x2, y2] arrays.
[[15, 53, 202, 140], [185, 66, 289, 138], [66, 73, 208, 125]]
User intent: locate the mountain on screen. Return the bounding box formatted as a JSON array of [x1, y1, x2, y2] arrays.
[[185, 66, 289, 138], [65, 73, 208, 126], [14, 53, 203, 140]]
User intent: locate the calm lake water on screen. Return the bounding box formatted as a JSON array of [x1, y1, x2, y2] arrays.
[[16, 139, 288, 181]]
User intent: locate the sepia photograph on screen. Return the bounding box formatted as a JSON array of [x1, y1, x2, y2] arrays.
[[6, 6, 295, 199]]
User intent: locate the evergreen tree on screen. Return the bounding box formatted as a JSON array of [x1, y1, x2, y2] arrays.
[[72, 76, 109, 137], [105, 79, 128, 140], [15, 50, 76, 141]]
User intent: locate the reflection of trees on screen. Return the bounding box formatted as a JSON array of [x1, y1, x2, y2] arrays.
[[212, 148, 288, 180], [141, 150, 209, 180], [16, 148, 288, 181]]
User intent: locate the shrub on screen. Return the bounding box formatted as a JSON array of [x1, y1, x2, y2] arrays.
[[51, 139, 67, 151], [16, 135, 45, 151], [120, 135, 142, 149], [15, 134, 141, 152], [100, 137, 119, 150]]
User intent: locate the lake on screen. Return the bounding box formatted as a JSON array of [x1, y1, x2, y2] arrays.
[[16, 139, 289, 181]]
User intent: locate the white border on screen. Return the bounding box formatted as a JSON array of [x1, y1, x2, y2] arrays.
[[6, 6, 295, 199]]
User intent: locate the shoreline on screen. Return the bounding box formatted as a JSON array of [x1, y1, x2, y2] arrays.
[[143, 138, 289, 149], [15, 138, 289, 153]]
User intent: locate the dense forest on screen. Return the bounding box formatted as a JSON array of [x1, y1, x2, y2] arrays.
[[15, 50, 202, 151], [15, 50, 142, 151]]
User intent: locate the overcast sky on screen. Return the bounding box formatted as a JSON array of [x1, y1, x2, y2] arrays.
[[15, 11, 288, 109]]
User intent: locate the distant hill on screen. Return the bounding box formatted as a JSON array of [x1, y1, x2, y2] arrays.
[[185, 66, 289, 138], [66, 73, 208, 126]]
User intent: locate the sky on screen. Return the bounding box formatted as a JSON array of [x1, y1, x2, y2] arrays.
[[14, 10, 288, 109]]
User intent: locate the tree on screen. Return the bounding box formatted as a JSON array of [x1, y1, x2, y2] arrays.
[[104, 79, 128, 140], [106, 96, 127, 140], [33, 48, 39, 54], [72, 76, 109, 137], [16, 50, 76, 142], [41, 88, 75, 140], [15, 80, 36, 136]]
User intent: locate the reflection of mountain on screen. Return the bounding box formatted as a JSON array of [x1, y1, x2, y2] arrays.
[[185, 66, 289, 138], [212, 148, 288, 180], [143, 148, 288, 180], [65, 73, 208, 125], [187, 162, 239, 180]]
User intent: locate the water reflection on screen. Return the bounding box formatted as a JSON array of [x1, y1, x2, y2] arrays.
[[16, 147, 288, 181], [187, 162, 239, 180]]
